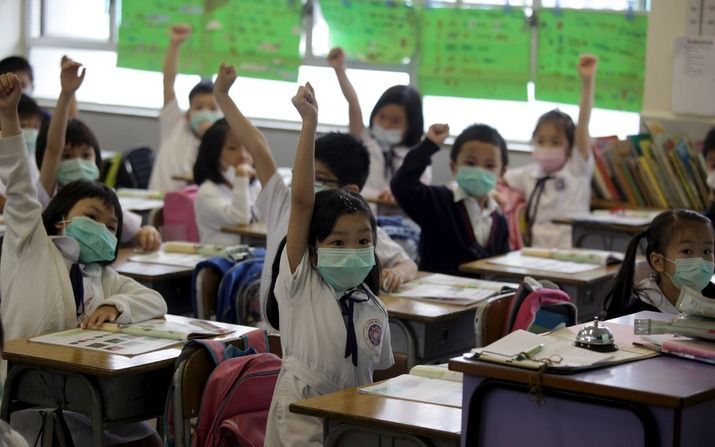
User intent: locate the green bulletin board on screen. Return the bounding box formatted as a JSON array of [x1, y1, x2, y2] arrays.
[[417, 6, 531, 101], [536, 9, 648, 112], [319, 0, 417, 64], [117, 0, 303, 81]]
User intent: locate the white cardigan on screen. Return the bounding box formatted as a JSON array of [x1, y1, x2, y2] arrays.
[[0, 134, 167, 341]]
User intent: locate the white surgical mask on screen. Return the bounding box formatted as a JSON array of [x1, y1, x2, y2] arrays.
[[371, 124, 403, 146]]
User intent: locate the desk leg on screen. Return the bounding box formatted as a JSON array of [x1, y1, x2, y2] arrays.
[[389, 318, 417, 370]]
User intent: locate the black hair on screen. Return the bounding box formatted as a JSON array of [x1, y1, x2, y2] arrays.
[[450, 123, 509, 168], [703, 127, 715, 159], [533, 109, 576, 153], [36, 118, 102, 170], [193, 118, 230, 186], [18, 94, 42, 121], [266, 189, 381, 330], [42, 180, 123, 264], [369, 85, 423, 147], [0, 56, 33, 81], [189, 81, 214, 104], [603, 210, 713, 318], [315, 132, 370, 190]]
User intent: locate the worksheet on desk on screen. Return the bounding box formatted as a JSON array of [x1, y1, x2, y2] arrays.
[[31, 328, 180, 356], [392, 273, 516, 305], [128, 251, 208, 268], [118, 197, 165, 212], [359, 374, 463, 408], [488, 252, 599, 273]]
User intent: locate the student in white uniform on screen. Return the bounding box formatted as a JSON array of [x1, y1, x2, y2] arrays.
[[503, 54, 598, 249], [328, 47, 429, 201], [34, 56, 161, 251], [212, 63, 418, 326], [603, 210, 715, 318], [262, 83, 393, 446], [0, 72, 167, 446], [149, 24, 221, 193], [193, 117, 260, 245]]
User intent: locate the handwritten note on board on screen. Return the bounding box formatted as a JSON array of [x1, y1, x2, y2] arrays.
[[535, 9, 648, 112], [417, 7, 530, 100], [319, 0, 417, 64], [118, 0, 302, 81]]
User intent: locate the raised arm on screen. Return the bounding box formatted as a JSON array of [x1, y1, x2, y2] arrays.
[[327, 47, 364, 138], [286, 83, 318, 273], [575, 54, 598, 160], [0, 74, 21, 137], [214, 63, 277, 186], [163, 24, 192, 107], [40, 56, 85, 196]]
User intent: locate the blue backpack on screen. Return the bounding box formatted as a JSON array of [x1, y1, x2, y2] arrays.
[[216, 250, 265, 325], [377, 215, 421, 261]]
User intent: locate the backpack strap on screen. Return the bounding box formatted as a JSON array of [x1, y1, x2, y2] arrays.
[[240, 328, 269, 353]]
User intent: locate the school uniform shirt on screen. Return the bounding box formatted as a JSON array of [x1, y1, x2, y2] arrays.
[[35, 179, 143, 244], [0, 420, 28, 447], [264, 249, 393, 447], [503, 149, 594, 249], [0, 133, 167, 342], [148, 99, 200, 193], [194, 173, 261, 245], [633, 275, 679, 314], [360, 128, 431, 199], [391, 138, 510, 275], [254, 171, 413, 327], [0, 150, 39, 197]]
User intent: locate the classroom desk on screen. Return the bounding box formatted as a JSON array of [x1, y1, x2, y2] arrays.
[[220, 222, 268, 246], [112, 248, 195, 314], [552, 216, 649, 252], [459, 253, 622, 322], [170, 174, 194, 184], [1, 316, 255, 447], [381, 294, 482, 369], [449, 311, 715, 447], [289, 385, 461, 447]]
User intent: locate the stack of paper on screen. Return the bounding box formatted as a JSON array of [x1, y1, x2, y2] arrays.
[[393, 273, 517, 305]]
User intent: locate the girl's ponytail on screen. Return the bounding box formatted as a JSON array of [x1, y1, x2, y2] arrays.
[[603, 230, 647, 318], [266, 237, 287, 331]]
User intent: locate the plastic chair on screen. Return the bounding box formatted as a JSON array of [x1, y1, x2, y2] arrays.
[[116, 147, 154, 189], [473, 292, 516, 348]]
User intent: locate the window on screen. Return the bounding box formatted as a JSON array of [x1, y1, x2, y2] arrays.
[[26, 0, 648, 142]]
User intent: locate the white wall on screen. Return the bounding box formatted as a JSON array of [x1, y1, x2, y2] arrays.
[[0, 0, 24, 57], [641, 0, 715, 140]]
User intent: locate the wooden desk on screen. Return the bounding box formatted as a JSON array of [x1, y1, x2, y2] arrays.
[[449, 311, 715, 446], [552, 216, 650, 252], [112, 248, 195, 314], [170, 174, 194, 184], [1, 316, 255, 446], [220, 222, 268, 245], [290, 385, 461, 447], [459, 253, 621, 322]]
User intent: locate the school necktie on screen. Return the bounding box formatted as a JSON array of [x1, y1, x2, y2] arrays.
[[69, 263, 85, 317], [525, 176, 552, 245], [382, 148, 395, 179], [338, 288, 369, 367]]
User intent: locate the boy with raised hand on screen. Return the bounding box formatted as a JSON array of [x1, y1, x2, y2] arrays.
[[213, 63, 418, 327], [149, 24, 222, 192]]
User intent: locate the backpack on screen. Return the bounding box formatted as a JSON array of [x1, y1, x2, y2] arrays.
[[164, 330, 272, 447], [192, 351, 281, 447], [216, 252, 265, 325], [163, 185, 200, 242], [505, 276, 578, 334], [192, 256, 238, 319], [376, 215, 421, 261]]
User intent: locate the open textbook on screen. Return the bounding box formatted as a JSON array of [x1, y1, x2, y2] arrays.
[[521, 248, 624, 266], [30, 319, 234, 356], [489, 251, 603, 273], [359, 367, 463, 408], [392, 273, 517, 305]]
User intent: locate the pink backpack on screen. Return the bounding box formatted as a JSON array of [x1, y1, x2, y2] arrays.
[[163, 185, 200, 242], [506, 277, 578, 334], [192, 352, 282, 447]]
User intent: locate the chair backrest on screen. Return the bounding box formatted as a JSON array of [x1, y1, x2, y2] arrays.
[[116, 146, 154, 189], [163, 185, 200, 242], [191, 256, 237, 319], [474, 292, 516, 348]]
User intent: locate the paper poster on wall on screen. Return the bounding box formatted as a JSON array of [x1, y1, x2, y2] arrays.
[[535, 9, 648, 112], [672, 37, 715, 116], [417, 6, 530, 101], [319, 0, 417, 64], [117, 0, 302, 81]]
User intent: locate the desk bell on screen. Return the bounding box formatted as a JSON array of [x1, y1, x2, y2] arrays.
[[574, 317, 618, 352]]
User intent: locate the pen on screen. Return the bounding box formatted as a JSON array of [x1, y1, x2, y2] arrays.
[[515, 343, 544, 361]]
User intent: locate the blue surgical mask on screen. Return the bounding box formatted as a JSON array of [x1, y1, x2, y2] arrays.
[[22, 128, 39, 156], [57, 159, 100, 186], [64, 216, 118, 263], [316, 247, 375, 292], [664, 256, 715, 291], [371, 124, 403, 146], [456, 166, 497, 198], [190, 110, 221, 134]]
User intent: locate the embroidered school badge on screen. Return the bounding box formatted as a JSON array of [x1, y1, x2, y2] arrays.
[[363, 319, 383, 351]]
